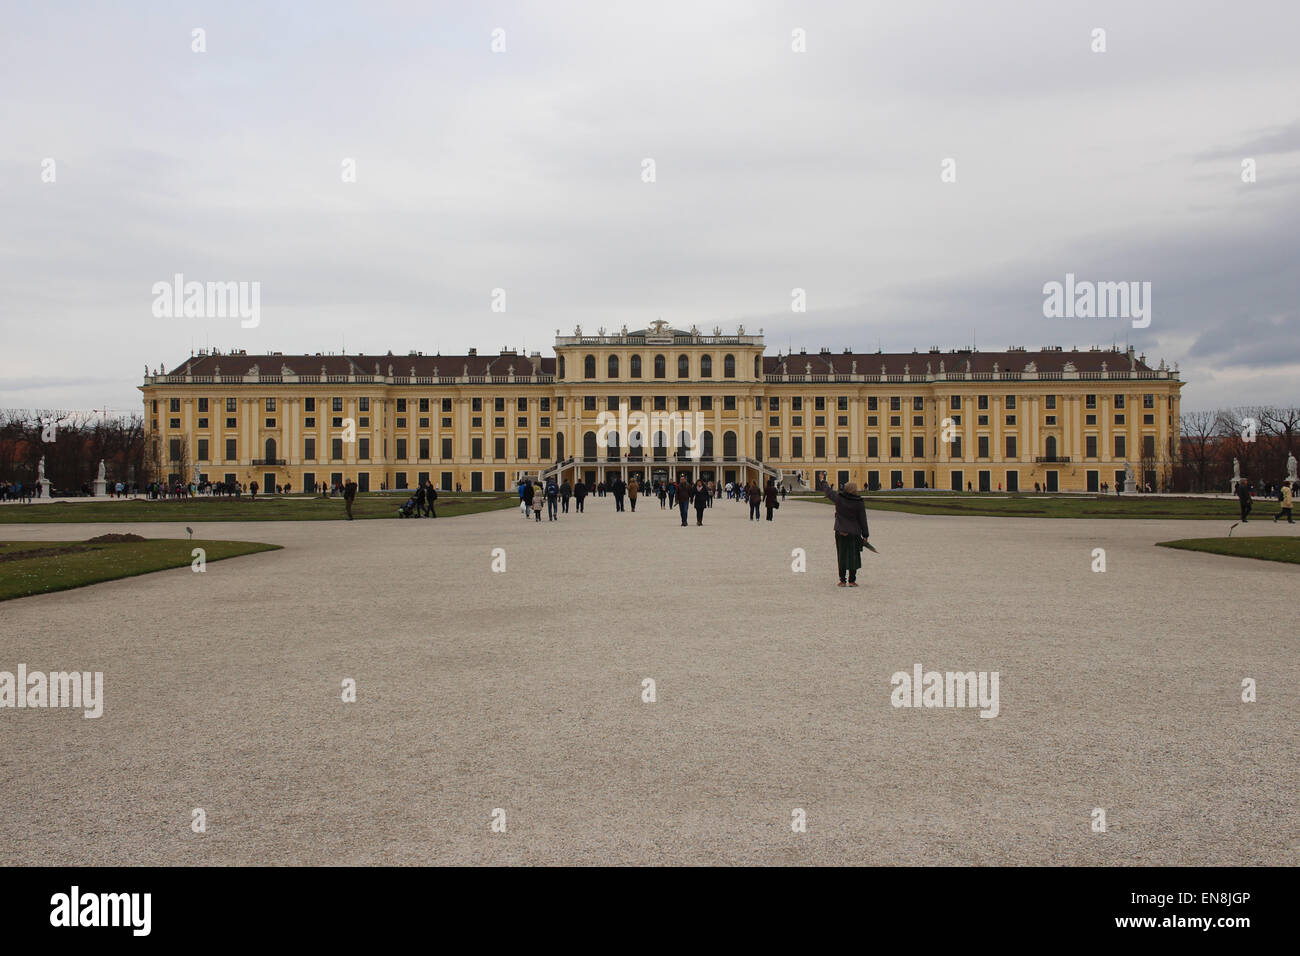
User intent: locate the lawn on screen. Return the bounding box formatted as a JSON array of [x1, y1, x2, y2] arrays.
[[792, 492, 1251, 519], [1155, 537, 1300, 565], [0, 492, 519, 524], [0, 537, 282, 601]]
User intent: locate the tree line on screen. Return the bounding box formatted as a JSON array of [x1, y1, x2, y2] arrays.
[[1178, 407, 1299, 492], [0, 410, 148, 491]]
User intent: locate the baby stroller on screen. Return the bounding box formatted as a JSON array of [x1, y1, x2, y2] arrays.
[[398, 497, 418, 518]]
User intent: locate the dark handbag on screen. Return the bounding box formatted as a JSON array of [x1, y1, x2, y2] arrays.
[[774, 501, 780, 509]]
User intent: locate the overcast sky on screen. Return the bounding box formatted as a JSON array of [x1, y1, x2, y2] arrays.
[[2, 0, 1297, 414]]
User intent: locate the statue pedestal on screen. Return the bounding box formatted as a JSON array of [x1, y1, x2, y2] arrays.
[[38, 479, 52, 498], [93, 479, 107, 497], [1124, 478, 1137, 494]]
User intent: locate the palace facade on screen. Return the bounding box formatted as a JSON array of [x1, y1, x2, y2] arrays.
[[140, 324, 1183, 494]]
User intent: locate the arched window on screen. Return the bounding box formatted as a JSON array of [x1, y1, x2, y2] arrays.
[[1045, 436, 1057, 460], [756, 430, 763, 461], [654, 354, 666, 379], [676, 431, 692, 456], [723, 431, 737, 459], [556, 432, 565, 461], [558, 356, 566, 379], [608, 355, 619, 378], [630, 355, 642, 378], [678, 354, 689, 378], [583, 431, 598, 459], [628, 430, 643, 458], [754, 355, 762, 379], [724, 354, 736, 378], [606, 431, 620, 461], [583, 355, 596, 379], [653, 431, 667, 460], [265, 438, 277, 462], [701, 431, 714, 458], [700, 355, 713, 378]]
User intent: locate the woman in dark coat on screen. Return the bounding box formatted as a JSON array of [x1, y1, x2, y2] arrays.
[[763, 478, 779, 521], [820, 479, 869, 586], [693, 479, 709, 525]]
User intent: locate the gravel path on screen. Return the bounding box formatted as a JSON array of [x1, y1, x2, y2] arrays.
[[1, 497, 1295, 865]]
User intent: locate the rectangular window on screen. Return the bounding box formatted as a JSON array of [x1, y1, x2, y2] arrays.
[[1006, 435, 1017, 458], [419, 438, 429, 459], [198, 418, 208, 429], [333, 397, 343, 412], [494, 438, 506, 460], [868, 437, 879, 458], [838, 416, 848, 427], [168, 439, 181, 461], [517, 417, 528, 428], [867, 397, 878, 411], [1005, 395, 1016, 409], [769, 415, 780, 427], [441, 438, 453, 459], [888, 416, 900, 427], [197, 439, 209, 460], [913, 396, 924, 411], [1085, 394, 1097, 409], [629, 396, 642, 411], [1005, 415, 1016, 426], [792, 437, 804, 457], [169, 398, 180, 412], [1085, 414, 1097, 425], [494, 397, 504, 412], [472, 398, 483, 412], [1114, 414, 1125, 425], [951, 436, 963, 458], [1114, 435, 1126, 457], [768, 396, 779, 411], [1143, 394, 1154, 409], [1142, 435, 1156, 458], [890, 436, 901, 458], [913, 435, 924, 458], [331, 438, 343, 460], [951, 395, 962, 409], [912, 415, 923, 427], [889, 396, 900, 412], [226, 398, 237, 412], [442, 398, 452, 412], [540, 438, 550, 459], [701, 396, 713, 410], [541, 397, 550, 411], [815, 397, 826, 411], [198, 398, 209, 412], [792, 397, 803, 411], [1046, 395, 1057, 410], [1045, 416, 1057, 426], [584, 396, 596, 411], [1143, 414, 1154, 425], [441, 417, 452, 427], [419, 418, 429, 428], [769, 436, 780, 459], [791, 416, 802, 427], [396, 418, 406, 428], [419, 398, 429, 412], [1114, 395, 1125, 409], [305, 438, 316, 460], [396, 439, 407, 460], [517, 397, 527, 412], [518, 437, 528, 459], [978, 436, 989, 458], [305, 397, 316, 412], [170, 418, 181, 428], [397, 399, 407, 412], [837, 436, 849, 457], [226, 438, 237, 460], [359, 397, 370, 412], [867, 416, 877, 427], [837, 396, 849, 411], [814, 437, 826, 457], [358, 438, 370, 460], [978, 395, 989, 410], [653, 396, 666, 411], [1086, 436, 1098, 458], [471, 438, 483, 460]]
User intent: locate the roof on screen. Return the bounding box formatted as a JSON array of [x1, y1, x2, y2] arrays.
[[167, 352, 556, 377], [762, 348, 1150, 375]]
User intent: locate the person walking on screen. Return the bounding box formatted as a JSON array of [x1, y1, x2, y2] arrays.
[[522, 479, 536, 517], [706, 479, 715, 507], [667, 480, 676, 508], [427, 483, 438, 518], [676, 475, 692, 527], [627, 476, 639, 512], [746, 480, 761, 520], [693, 479, 708, 526], [560, 479, 572, 514], [612, 476, 626, 512], [532, 483, 544, 522], [573, 479, 586, 513], [764, 478, 778, 521], [1236, 479, 1252, 523], [658, 481, 668, 509], [1274, 481, 1294, 524], [414, 483, 427, 518], [546, 478, 559, 521], [343, 478, 357, 520], [819, 478, 869, 587]]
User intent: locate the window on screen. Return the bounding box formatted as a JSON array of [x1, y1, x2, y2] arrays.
[[1114, 435, 1126, 457], [1114, 414, 1125, 425], [358, 438, 370, 460], [724, 354, 736, 378], [419, 418, 429, 428], [442, 398, 452, 412], [558, 357, 566, 378], [978, 395, 989, 410], [889, 436, 902, 458], [700, 396, 713, 411], [607, 396, 619, 412], [471, 398, 483, 412], [472, 417, 482, 428], [769, 397, 779, 411], [540, 438, 550, 459], [837, 437, 849, 457], [359, 398, 370, 412], [197, 439, 209, 460], [951, 437, 963, 458], [198, 418, 208, 429], [1006, 435, 1017, 458], [677, 396, 690, 411], [494, 397, 505, 412], [792, 437, 804, 457], [197, 397, 208, 412], [951, 415, 962, 426], [471, 438, 483, 460], [1086, 436, 1098, 458], [629, 397, 642, 411], [1143, 394, 1154, 409], [169, 418, 180, 428], [868, 437, 879, 457], [1045, 416, 1057, 426], [396, 439, 407, 460], [518, 438, 528, 459], [540, 397, 550, 411], [397, 399, 407, 413], [1142, 435, 1156, 458], [1046, 395, 1057, 410], [517, 417, 527, 428], [978, 436, 989, 458], [1005, 415, 1016, 426], [226, 418, 237, 428], [1085, 394, 1097, 409], [608, 355, 620, 378], [951, 395, 962, 409], [1085, 414, 1097, 426], [419, 398, 429, 412], [419, 438, 429, 459], [264, 418, 275, 428], [677, 355, 689, 378], [654, 396, 666, 411], [888, 416, 900, 427], [654, 354, 666, 378], [867, 415, 877, 427], [700, 355, 713, 378], [1005, 395, 1016, 409], [838, 416, 848, 427], [913, 435, 924, 458], [913, 416, 923, 427], [584, 396, 596, 411], [630, 355, 642, 378], [816, 397, 827, 411], [226, 398, 237, 412], [791, 416, 802, 426], [396, 418, 406, 428], [584, 355, 596, 379], [867, 397, 878, 411], [331, 438, 343, 460], [1143, 414, 1154, 425], [769, 436, 780, 459], [770, 415, 779, 427], [226, 438, 238, 461], [792, 397, 803, 411], [978, 415, 989, 426], [724, 396, 736, 411], [441, 438, 452, 459], [169, 398, 181, 412], [359, 417, 369, 428], [1114, 395, 1125, 409], [815, 436, 826, 458], [169, 439, 181, 461], [441, 418, 451, 427], [494, 417, 505, 428]]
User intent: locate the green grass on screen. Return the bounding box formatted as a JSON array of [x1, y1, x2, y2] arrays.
[[0, 538, 281, 601], [0, 492, 519, 524], [791, 491, 1250, 519], [1156, 537, 1300, 565]]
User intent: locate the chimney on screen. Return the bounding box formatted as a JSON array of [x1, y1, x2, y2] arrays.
[[467, 347, 477, 356]]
